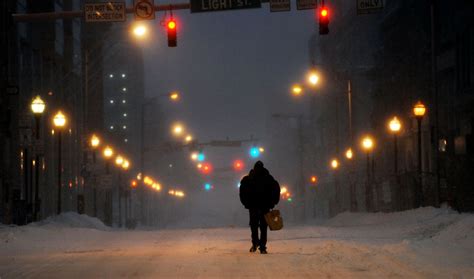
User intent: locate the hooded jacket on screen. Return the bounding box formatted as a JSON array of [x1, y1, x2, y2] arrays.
[[239, 162, 280, 210]]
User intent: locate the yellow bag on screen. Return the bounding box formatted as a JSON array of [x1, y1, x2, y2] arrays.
[[264, 209, 283, 231]]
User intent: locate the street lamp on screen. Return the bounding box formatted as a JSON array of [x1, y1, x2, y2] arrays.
[[361, 135, 374, 212], [31, 96, 46, 140], [331, 158, 339, 169], [388, 116, 402, 210], [307, 71, 320, 87], [103, 146, 114, 174], [169, 91, 180, 101], [185, 135, 193, 143], [413, 101, 426, 208], [115, 155, 124, 166], [291, 84, 303, 96], [172, 123, 184, 137], [345, 148, 353, 160], [132, 23, 148, 38], [53, 111, 67, 215], [90, 134, 100, 163], [30, 96, 46, 221]]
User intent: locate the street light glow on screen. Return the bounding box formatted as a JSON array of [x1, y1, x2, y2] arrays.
[[115, 155, 124, 166], [345, 148, 353, 160], [389, 116, 402, 133], [172, 124, 184, 136], [362, 136, 374, 152], [308, 71, 320, 86], [90, 134, 100, 148], [53, 111, 67, 128], [185, 135, 193, 142], [133, 24, 147, 38], [331, 159, 339, 169], [170, 92, 180, 101], [31, 96, 46, 114], [103, 146, 114, 158], [292, 84, 303, 96], [413, 101, 426, 118]]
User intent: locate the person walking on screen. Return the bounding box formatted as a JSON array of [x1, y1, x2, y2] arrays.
[[239, 161, 280, 254]]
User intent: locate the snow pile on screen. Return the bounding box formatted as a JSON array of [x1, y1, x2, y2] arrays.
[[432, 215, 474, 243], [326, 206, 458, 227], [33, 212, 110, 231]]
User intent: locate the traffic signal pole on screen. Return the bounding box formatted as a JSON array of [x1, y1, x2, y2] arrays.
[[12, 3, 191, 22]]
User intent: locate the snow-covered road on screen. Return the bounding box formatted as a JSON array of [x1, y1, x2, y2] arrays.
[[1, 207, 473, 278]]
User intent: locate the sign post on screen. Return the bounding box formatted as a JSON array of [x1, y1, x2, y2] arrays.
[[134, 0, 156, 20], [190, 0, 261, 13], [84, 2, 126, 22]]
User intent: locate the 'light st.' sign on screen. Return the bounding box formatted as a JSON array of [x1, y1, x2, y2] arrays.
[[190, 0, 261, 13]]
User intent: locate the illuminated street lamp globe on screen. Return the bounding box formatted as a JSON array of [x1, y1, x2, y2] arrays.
[[291, 84, 303, 96], [389, 116, 402, 133], [132, 24, 148, 38], [361, 136, 374, 152], [31, 96, 46, 114], [172, 124, 184, 136], [103, 146, 114, 159], [185, 135, 193, 143], [413, 101, 426, 119], [307, 71, 320, 86], [169, 91, 180, 101], [331, 159, 339, 169], [115, 155, 124, 166], [90, 134, 100, 148], [53, 111, 67, 128], [345, 148, 353, 160], [122, 160, 130, 170]]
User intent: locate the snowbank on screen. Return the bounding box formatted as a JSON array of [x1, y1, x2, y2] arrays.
[[32, 212, 110, 231]]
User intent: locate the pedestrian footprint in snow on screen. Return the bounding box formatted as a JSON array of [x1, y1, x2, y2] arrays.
[[239, 161, 280, 254]]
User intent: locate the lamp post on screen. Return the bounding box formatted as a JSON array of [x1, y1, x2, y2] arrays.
[[121, 160, 130, 228], [413, 101, 426, 208], [89, 134, 100, 217], [362, 136, 374, 212], [53, 111, 67, 215], [31, 96, 45, 221], [115, 155, 124, 228], [389, 116, 402, 210], [103, 146, 114, 174]]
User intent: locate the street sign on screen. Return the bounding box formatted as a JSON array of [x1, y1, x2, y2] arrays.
[[296, 0, 316, 10], [270, 0, 290, 12], [134, 0, 155, 20], [84, 2, 126, 22], [190, 0, 261, 13], [357, 0, 383, 14]]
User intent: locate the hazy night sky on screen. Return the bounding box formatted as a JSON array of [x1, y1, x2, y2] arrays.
[[143, 5, 316, 142]]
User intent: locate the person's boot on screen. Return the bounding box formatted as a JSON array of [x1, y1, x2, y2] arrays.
[[249, 245, 258, 252], [260, 249, 268, 254]]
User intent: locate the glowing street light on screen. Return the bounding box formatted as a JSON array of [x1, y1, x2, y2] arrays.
[[31, 96, 46, 220], [90, 134, 100, 148], [291, 84, 303, 96], [389, 116, 402, 133], [310, 175, 318, 184], [103, 146, 114, 159], [362, 136, 374, 152], [190, 152, 199, 161], [53, 111, 67, 128], [307, 71, 320, 86], [172, 124, 184, 136], [185, 135, 193, 143], [122, 160, 130, 170], [31, 95, 46, 115], [331, 159, 339, 169], [132, 23, 148, 38], [361, 135, 374, 212], [169, 91, 180, 101], [345, 148, 353, 160], [115, 155, 124, 166]]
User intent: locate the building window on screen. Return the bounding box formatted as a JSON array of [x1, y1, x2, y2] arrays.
[[123, 113, 127, 117], [109, 74, 114, 78], [122, 100, 126, 104], [122, 125, 127, 130], [110, 100, 114, 104], [122, 74, 126, 78], [122, 87, 127, 92]]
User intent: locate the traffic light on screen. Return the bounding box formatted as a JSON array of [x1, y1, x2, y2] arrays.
[[319, 6, 329, 35], [167, 19, 177, 47], [233, 160, 244, 171]]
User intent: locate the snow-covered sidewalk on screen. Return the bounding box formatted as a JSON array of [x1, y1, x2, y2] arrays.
[[1, 207, 473, 278]]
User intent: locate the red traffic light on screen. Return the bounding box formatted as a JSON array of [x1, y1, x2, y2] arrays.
[[167, 20, 176, 30], [320, 8, 328, 17]]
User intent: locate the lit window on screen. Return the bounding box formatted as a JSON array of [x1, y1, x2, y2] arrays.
[[122, 87, 127, 92], [121, 74, 126, 78], [122, 100, 126, 104], [110, 100, 114, 104], [110, 125, 114, 130], [123, 113, 127, 117], [124, 138, 128, 143], [123, 125, 127, 130], [109, 74, 114, 78]]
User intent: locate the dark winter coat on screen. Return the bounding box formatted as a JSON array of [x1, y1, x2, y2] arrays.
[[239, 167, 280, 210]]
